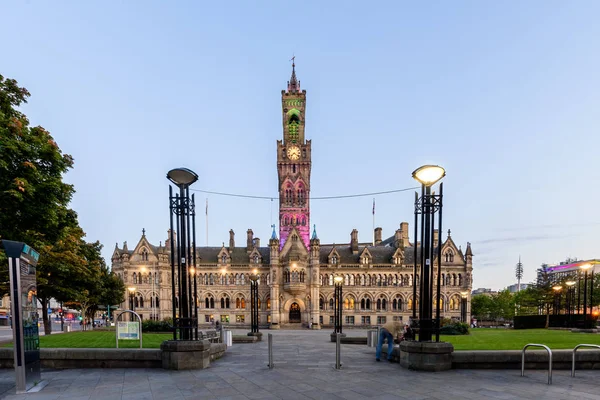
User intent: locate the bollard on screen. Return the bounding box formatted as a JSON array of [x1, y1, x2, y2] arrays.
[[267, 333, 274, 369], [335, 333, 342, 369]]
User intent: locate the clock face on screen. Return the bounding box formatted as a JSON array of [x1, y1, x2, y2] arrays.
[[287, 146, 301, 160]]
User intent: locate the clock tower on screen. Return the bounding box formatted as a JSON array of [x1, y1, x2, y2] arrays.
[[277, 62, 311, 249]]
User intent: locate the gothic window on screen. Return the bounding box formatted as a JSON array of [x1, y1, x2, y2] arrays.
[[458, 274, 462, 286], [350, 275, 355, 285], [344, 274, 349, 286], [292, 165, 296, 174], [331, 255, 337, 264], [221, 254, 227, 264], [329, 275, 333, 286], [445, 251, 454, 263], [241, 298, 246, 308], [253, 254, 260, 264], [141, 249, 149, 261], [266, 298, 271, 310], [209, 273, 214, 285], [329, 298, 334, 309], [446, 274, 451, 286], [132, 272, 137, 284], [366, 298, 371, 310], [319, 298, 324, 310]]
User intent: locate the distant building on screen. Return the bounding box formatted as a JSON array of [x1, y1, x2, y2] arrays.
[[544, 259, 600, 283], [471, 288, 497, 296], [506, 283, 530, 293]]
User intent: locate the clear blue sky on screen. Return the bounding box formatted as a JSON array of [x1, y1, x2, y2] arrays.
[[3, 1, 600, 290]]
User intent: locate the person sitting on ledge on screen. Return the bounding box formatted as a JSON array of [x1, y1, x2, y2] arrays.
[[400, 324, 414, 342], [376, 320, 403, 362]]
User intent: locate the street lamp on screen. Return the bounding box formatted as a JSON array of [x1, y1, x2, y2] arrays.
[[460, 291, 468, 323], [128, 287, 136, 321], [168, 167, 199, 341], [412, 165, 445, 342], [249, 269, 259, 334], [566, 281, 576, 326], [189, 267, 198, 338], [581, 263, 592, 326], [333, 276, 344, 335], [552, 285, 562, 315]]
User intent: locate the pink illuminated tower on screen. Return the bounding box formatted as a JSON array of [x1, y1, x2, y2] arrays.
[[277, 61, 311, 249]]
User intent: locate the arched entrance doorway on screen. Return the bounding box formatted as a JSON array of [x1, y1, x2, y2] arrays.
[[289, 302, 301, 323]]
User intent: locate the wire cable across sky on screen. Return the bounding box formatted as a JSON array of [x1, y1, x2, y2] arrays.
[[190, 186, 420, 201]]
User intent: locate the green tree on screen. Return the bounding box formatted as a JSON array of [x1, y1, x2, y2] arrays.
[[471, 294, 493, 320]]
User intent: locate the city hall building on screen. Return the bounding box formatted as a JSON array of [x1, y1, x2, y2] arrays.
[[111, 65, 474, 328]]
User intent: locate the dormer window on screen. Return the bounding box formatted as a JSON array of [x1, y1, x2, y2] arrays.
[[253, 254, 260, 264], [331, 256, 338, 264], [141, 249, 149, 261], [445, 251, 454, 263], [362, 257, 369, 265], [221, 254, 227, 264]]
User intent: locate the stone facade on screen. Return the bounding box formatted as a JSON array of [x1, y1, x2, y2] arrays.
[[110, 65, 474, 328]]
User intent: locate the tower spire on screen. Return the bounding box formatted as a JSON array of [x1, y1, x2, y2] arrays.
[[287, 56, 300, 92]]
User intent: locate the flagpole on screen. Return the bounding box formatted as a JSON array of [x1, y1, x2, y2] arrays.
[[205, 198, 208, 246], [372, 198, 375, 246]]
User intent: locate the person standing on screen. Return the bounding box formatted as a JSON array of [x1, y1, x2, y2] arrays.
[[376, 320, 403, 362]]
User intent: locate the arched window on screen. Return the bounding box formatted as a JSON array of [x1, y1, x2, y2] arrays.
[[329, 298, 334, 309], [331, 255, 338, 264], [361, 298, 366, 309], [329, 275, 333, 286], [319, 298, 324, 310], [445, 251, 454, 263], [382, 299, 387, 310], [221, 254, 227, 264], [132, 272, 137, 284], [267, 298, 271, 310], [366, 298, 371, 310], [458, 274, 462, 286], [253, 254, 259, 264], [376, 299, 381, 310], [221, 298, 225, 308], [241, 298, 246, 309]]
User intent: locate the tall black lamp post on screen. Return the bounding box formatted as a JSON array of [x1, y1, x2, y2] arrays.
[[552, 285, 562, 315], [581, 263, 592, 326], [566, 280, 576, 326], [168, 167, 199, 341], [128, 287, 136, 311], [460, 291, 468, 323], [333, 276, 343, 334], [249, 269, 259, 334], [412, 165, 445, 342]]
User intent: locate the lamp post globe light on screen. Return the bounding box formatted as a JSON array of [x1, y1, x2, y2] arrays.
[[249, 269, 260, 335], [167, 167, 199, 341], [412, 165, 445, 342], [333, 276, 344, 335]]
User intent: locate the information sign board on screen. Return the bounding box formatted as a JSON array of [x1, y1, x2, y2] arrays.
[[1, 240, 41, 393], [117, 321, 140, 340]]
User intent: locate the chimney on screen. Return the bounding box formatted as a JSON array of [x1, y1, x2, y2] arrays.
[[247, 229, 254, 252], [374, 227, 382, 245], [229, 229, 235, 251], [400, 222, 409, 247], [351, 229, 359, 254], [165, 229, 176, 249], [253, 238, 260, 248], [394, 229, 402, 248], [433, 229, 439, 248]]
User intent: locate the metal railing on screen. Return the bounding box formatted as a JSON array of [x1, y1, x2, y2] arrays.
[[571, 344, 600, 377], [521, 343, 552, 385]]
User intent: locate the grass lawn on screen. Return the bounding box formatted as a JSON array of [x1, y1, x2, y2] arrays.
[[442, 328, 600, 350], [3, 331, 171, 349], [3, 328, 599, 350]]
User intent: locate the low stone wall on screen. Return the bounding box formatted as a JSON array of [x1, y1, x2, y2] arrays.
[[378, 346, 600, 370], [452, 349, 600, 370], [233, 335, 257, 344], [0, 343, 227, 369]]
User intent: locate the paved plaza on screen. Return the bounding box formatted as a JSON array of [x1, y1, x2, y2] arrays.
[[0, 329, 599, 399]]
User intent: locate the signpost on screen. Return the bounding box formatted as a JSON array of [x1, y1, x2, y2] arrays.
[[115, 310, 143, 348], [1, 240, 46, 393]]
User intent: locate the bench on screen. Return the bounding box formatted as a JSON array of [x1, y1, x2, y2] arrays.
[[199, 330, 221, 343]]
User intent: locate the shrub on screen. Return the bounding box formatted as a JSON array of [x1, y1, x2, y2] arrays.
[[439, 321, 469, 335], [142, 318, 173, 333]]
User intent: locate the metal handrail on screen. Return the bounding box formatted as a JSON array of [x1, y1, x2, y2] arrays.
[[521, 343, 552, 385], [571, 344, 600, 377]]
